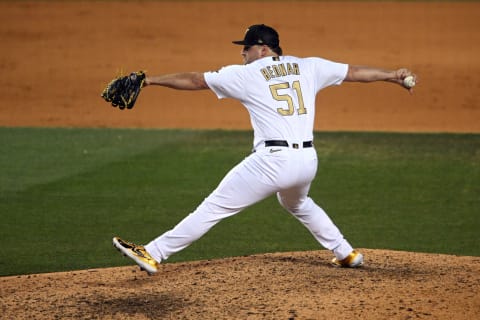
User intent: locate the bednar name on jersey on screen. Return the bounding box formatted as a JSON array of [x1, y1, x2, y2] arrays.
[[260, 62, 300, 81]]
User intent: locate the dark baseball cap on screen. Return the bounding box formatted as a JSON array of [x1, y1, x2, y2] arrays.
[[232, 24, 280, 48]]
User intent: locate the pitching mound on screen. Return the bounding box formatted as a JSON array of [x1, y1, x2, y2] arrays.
[[2, 249, 479, 319]]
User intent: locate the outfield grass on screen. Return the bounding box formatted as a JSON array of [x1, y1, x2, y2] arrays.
[[0, 128, 478, 276]]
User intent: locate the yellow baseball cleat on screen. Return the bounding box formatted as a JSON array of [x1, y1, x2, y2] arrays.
[[331, 250, 364, 268], [113, 237, 160, 275]]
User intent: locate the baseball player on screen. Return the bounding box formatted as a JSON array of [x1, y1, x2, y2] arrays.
[[113, 24, 416, 274]]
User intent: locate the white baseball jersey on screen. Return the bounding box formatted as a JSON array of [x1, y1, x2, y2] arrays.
[[204, 56, 348, 148]]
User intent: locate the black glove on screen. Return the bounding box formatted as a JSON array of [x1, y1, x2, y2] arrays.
[[101, 71, 146, 109]]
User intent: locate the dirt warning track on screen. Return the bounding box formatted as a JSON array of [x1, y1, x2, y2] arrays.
[[0, 1, 479, 132]]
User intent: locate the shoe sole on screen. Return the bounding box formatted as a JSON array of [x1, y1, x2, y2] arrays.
[[112, 237, 158, 275]]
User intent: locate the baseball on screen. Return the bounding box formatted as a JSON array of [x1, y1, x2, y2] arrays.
[[403, 75, 416, 88]]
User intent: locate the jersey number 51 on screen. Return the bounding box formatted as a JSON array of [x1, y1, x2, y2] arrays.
[[269, 80, 307, 116]]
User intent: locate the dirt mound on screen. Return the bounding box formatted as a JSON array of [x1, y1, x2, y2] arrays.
[[2, 249, 479, 319]]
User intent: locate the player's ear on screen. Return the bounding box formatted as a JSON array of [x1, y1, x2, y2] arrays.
[[261, 45, 271, 56]]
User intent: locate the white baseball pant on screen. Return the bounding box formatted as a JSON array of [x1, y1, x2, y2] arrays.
[[145, 144, 354, 262]]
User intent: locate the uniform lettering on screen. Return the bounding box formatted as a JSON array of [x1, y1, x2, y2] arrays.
[[260, 63, 300, 81], [272, 64, 287, 78]]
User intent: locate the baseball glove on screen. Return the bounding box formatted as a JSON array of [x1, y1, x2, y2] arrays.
[[101, 71, 146, 109]]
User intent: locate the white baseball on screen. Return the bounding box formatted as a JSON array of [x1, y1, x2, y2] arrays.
[[403, 75, 416, 88]]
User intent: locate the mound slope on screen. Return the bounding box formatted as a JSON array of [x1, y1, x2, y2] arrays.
[[2, 249, 479, 319]]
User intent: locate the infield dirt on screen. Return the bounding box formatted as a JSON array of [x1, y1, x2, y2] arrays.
[[0, 1, 479, 319]]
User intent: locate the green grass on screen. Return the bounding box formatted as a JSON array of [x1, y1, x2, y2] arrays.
[[0, 128, 478, 276]]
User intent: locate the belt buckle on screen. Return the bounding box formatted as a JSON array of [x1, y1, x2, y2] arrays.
[[292, 143, 299, 149]]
